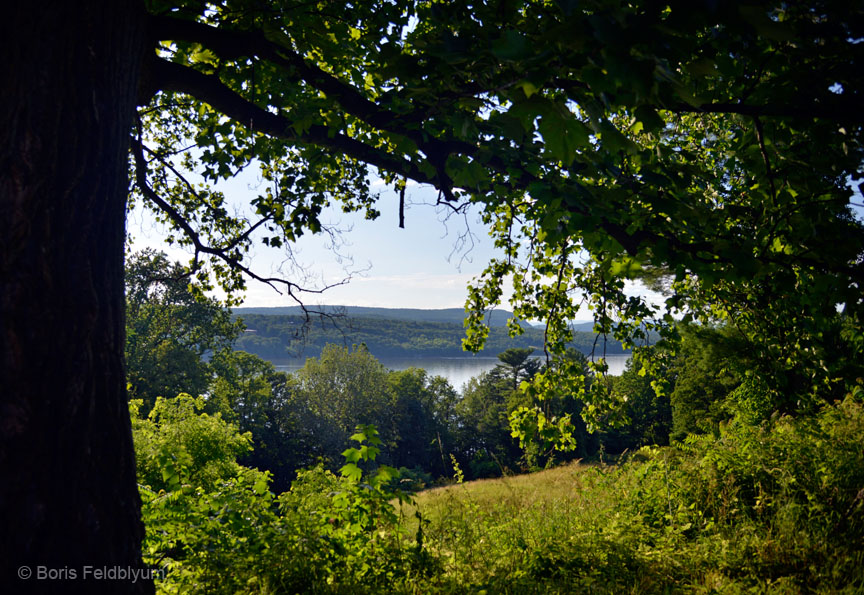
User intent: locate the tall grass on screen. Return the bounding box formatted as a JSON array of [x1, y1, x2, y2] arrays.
[[394, 395, 864, 593]]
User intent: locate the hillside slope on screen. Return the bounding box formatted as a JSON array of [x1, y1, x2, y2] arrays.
[[233, 312, 625, 359], [233, 305, 514, 326]]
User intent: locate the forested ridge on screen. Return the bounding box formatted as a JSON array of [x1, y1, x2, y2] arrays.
[[233, 305, 520, 326], [233, 312, 626, 359]]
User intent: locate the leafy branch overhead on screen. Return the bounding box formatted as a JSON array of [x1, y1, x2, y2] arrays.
[[134, 0, 864, 411]]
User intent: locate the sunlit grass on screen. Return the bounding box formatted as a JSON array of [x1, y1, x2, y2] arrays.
[[386, 403, 864, 593], [403, 460, 591, 523], [394, 460, 680, 593]]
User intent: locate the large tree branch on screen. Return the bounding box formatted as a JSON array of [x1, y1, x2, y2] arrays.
[[147, 15, 475, 165], [149, 56, 445, 182], [149, 15, 406, 129], [147, 13, 505, 127], [147, 54, 718, 265], [147, 53, 482, 204], [144, 22, 862, 284], [130, 133, 352, 301]]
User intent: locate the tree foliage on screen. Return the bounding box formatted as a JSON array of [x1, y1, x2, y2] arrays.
[[133, 397, 421, 593], [131, 393, 254, 492], [601, 353, 673, 452], [12, 0, 862, 585], [126, 249, 242, 411], [132, 0, 863, 421]]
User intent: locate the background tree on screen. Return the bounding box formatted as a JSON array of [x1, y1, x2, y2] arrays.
[[454, 368, 526, 478], [667, 324, 751, 441], [204, 349, 308, 490], [509, 348, 597, 466], [288, 344, 398, 468], [126, 250, 313, 491], [494, 347, 543, 394], [387, 367, 457, 478], [235, 368, 313, 494], [126, 249, 242, 412], [207, 349, 275, 425], [601, 353, 673, 453]]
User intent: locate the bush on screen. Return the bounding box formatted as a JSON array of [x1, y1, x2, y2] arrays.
[[135, 410, 431, 593]]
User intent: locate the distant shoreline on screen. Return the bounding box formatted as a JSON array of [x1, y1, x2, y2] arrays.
[[232, 308, 630, 361]]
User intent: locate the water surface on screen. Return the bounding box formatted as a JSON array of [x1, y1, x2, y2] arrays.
[[273, 353, 631, 392]]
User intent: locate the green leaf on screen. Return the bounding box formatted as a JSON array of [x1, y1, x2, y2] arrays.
[[538, 109, 589, 165], [491, 30, 532, 61], [189, 46, 219, 68], [340, 462, 362, 482], [373, 465, 398, 486], [685, 58, 717, 77], [342, 448, 361, 463], [517, 80, 540, 98], [610, 256, 642, 278], [252, 477, 268, 495]]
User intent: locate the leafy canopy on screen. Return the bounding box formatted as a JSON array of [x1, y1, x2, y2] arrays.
[[135, 0, 864, 416]]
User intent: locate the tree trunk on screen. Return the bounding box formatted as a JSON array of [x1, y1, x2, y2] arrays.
[[1, 2, 150, 593]]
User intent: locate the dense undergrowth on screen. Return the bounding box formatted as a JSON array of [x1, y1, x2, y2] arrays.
[[135, 391, 864, 593]]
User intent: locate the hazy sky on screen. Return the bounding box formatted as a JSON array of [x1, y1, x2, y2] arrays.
[[129, 174, 519, 310]]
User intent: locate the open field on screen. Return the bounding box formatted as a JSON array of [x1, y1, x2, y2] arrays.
[[388, 412, 864, 594]]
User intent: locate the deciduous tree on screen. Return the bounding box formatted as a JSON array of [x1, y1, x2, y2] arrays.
[[126, 249, 241, 411], [2, 1, 862, 590], [1, 2, 148, 591]]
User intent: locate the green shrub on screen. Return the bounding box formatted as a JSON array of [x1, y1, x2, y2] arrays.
[[135, 410, 431, 593], [131, 394, 253, 492]]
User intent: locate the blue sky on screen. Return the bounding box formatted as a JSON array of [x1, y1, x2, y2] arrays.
[[128, 174, 521, 311], [127, 158, 863, 321]]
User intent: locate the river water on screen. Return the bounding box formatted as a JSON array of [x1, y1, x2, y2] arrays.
[[273, 353, 631, 392]]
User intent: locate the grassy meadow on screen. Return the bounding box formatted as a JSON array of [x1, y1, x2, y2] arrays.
[[389, 404, 864, 594]]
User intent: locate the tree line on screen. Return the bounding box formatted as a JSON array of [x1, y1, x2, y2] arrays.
[[233, 305, 519, 327], [233, 312, 628, 360]]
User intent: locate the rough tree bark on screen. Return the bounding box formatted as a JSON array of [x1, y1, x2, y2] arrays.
[[1, 1, 151, 593]]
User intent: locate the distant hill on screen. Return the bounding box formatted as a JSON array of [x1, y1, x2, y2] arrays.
[[232, 311, 629, 360], [233, 305, 597, 330], [233, 305, 516, 327]]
